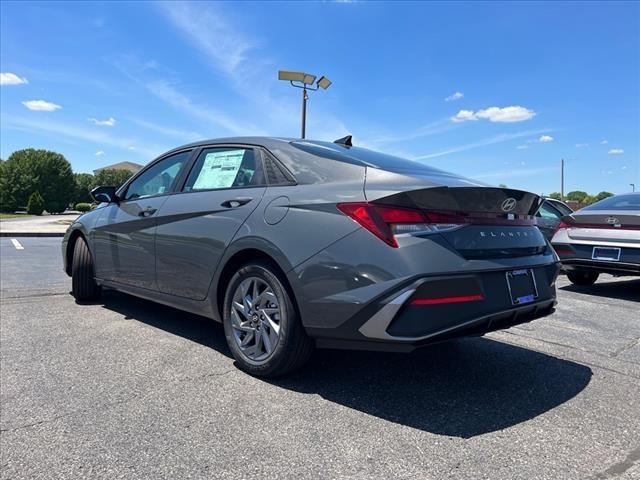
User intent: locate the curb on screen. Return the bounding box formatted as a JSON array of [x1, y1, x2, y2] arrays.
[[0, 232, 65, 237]]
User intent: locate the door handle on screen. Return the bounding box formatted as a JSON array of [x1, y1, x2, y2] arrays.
[[139, 207, 158, 217], [221, 197, 252, 208]]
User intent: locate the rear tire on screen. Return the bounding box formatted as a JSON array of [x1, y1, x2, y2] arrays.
[[71, 237, 100, 301], [223, 260, 313, 377], [566, 270, 599, 286]]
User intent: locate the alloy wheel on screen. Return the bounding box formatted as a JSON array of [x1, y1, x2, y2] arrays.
[[230, 277, 282, 362]]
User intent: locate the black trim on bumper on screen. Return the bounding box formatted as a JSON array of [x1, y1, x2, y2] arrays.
[[316, 299, 556, 353], [561, 259, 640, 276]]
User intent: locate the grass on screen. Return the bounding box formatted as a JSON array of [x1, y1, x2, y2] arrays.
[[0, 213, 33, 219]]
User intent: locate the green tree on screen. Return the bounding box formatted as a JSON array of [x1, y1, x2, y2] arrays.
[[548, 192, 563, 200], [74, 202, 93, 212], [594, 191, 614, 202], [27, 191, 45, 215], [93, 169, 133, 190], [73, 173, 96, 204], [1, 152, 35, 212], [498, 183, 508, 188], [0, 149, 74, 213], [566, 190, 589, 203]]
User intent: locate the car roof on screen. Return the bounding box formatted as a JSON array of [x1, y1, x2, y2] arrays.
[[163, 136, 298, 155], [163, 136, 454, 173]]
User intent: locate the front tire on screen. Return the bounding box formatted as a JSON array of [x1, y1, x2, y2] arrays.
[[567, 270, 599, 286], [71, 237, 100, 301], [223, 261, 313, 377]]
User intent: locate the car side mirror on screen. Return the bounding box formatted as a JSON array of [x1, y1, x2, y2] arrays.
[[91, 185, 119, 204]]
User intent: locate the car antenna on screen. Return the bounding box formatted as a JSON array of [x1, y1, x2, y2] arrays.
[[333, 135, 353, 147]]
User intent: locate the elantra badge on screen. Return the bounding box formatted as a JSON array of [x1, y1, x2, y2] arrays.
[[501, 198, 517, 212]]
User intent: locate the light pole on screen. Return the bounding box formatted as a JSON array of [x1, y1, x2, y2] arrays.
[[278, 70, 332, 139], [631, 183, 636, 192]]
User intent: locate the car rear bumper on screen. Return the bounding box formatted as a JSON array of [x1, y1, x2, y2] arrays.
[[310, 262, 560, 352], [553, 243, 640, 276]]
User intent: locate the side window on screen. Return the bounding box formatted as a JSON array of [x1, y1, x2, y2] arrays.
[[183, 148, 265, 192], [263, 151, 296, 185], [124, 151, 191, 200], [537, 202, 562, 220]]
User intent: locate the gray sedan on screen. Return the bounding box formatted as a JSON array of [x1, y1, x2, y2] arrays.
[[62, 137, 560, 377], [551, 192, 640, 285]]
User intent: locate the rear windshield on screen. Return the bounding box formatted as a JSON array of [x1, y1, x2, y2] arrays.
[[291, 141, 449, 174], [582, 194, 640, 211]]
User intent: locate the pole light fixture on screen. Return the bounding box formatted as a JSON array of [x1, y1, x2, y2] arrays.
[[278, 70, 332, 139], [631, 183, 636, 192]]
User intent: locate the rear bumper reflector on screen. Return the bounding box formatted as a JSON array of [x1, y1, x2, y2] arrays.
[[410, 294, 484, 305], [552, 245, 575, 255]]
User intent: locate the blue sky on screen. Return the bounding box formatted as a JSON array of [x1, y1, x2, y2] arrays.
[[1, 1, 638, 195]]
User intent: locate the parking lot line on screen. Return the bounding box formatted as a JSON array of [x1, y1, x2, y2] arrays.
[[10, 238, 24, 250]]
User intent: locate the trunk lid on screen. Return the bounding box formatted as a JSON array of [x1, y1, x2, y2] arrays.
[[365, 168, 546, 259], [565, 210, 640, 243]]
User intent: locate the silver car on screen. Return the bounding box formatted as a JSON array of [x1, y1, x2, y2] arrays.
[[551, 193, 640, 285], [62, 137, 560, 377]]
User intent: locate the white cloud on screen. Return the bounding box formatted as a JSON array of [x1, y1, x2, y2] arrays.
[[22, 100, 62, 112], [452, 110, 478, 122], [2, 115, 165, 159], [445, 91, 464, 102], [601, 139, 608, 144], [415, 129, 552, 160], [158, 2, 254, 76], [88, 117, 116, 127], [155, 3, 356, 139], [451, 106, 535, 123], [371, 117, 457, 144], [608, 148, 624, 155], [1, 72, 28, 85], [476, 106, 536, 123], [146, 80, 266, 136], [474, 166, 556, 180], [516, 144, 529, 150], [575, 143, 589, 148], [621, 165, 627, 170], [539, 135, 554, 143], [95, 150, 105, 156], [131, 118, 202, 141]]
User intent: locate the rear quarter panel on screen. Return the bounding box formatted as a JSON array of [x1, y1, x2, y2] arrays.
[[206, 159, 367, 317]]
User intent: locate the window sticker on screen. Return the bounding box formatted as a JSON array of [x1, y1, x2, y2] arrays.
[[193, 150, 245, 190]]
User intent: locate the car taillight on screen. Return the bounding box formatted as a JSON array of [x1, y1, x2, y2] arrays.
[[555, 221, 571, 232], [410, 294, 485, 306], [336, 202, 464, 247]]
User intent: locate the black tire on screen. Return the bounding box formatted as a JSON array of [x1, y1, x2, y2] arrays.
[[566, 270, 599, 286], [223, 260, 313, 377], [71, 237, 101, 301]]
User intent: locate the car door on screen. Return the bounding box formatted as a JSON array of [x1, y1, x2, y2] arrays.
[[154, 146, 267, 300], [536, 201, 564, 241], [92, 150, 192, 289]]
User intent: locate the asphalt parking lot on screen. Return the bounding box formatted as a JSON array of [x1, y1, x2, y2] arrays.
[[1, 237, 639, 479]]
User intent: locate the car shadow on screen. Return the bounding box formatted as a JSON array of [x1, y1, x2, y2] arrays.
[[560, 277, 640, 302], [99, 290, 592, 438]]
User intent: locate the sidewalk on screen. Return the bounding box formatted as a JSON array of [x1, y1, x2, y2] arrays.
[[0, 214, 78, 237]]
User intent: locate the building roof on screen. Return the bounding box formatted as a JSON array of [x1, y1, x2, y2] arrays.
[[93, 161, 144, 174]]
